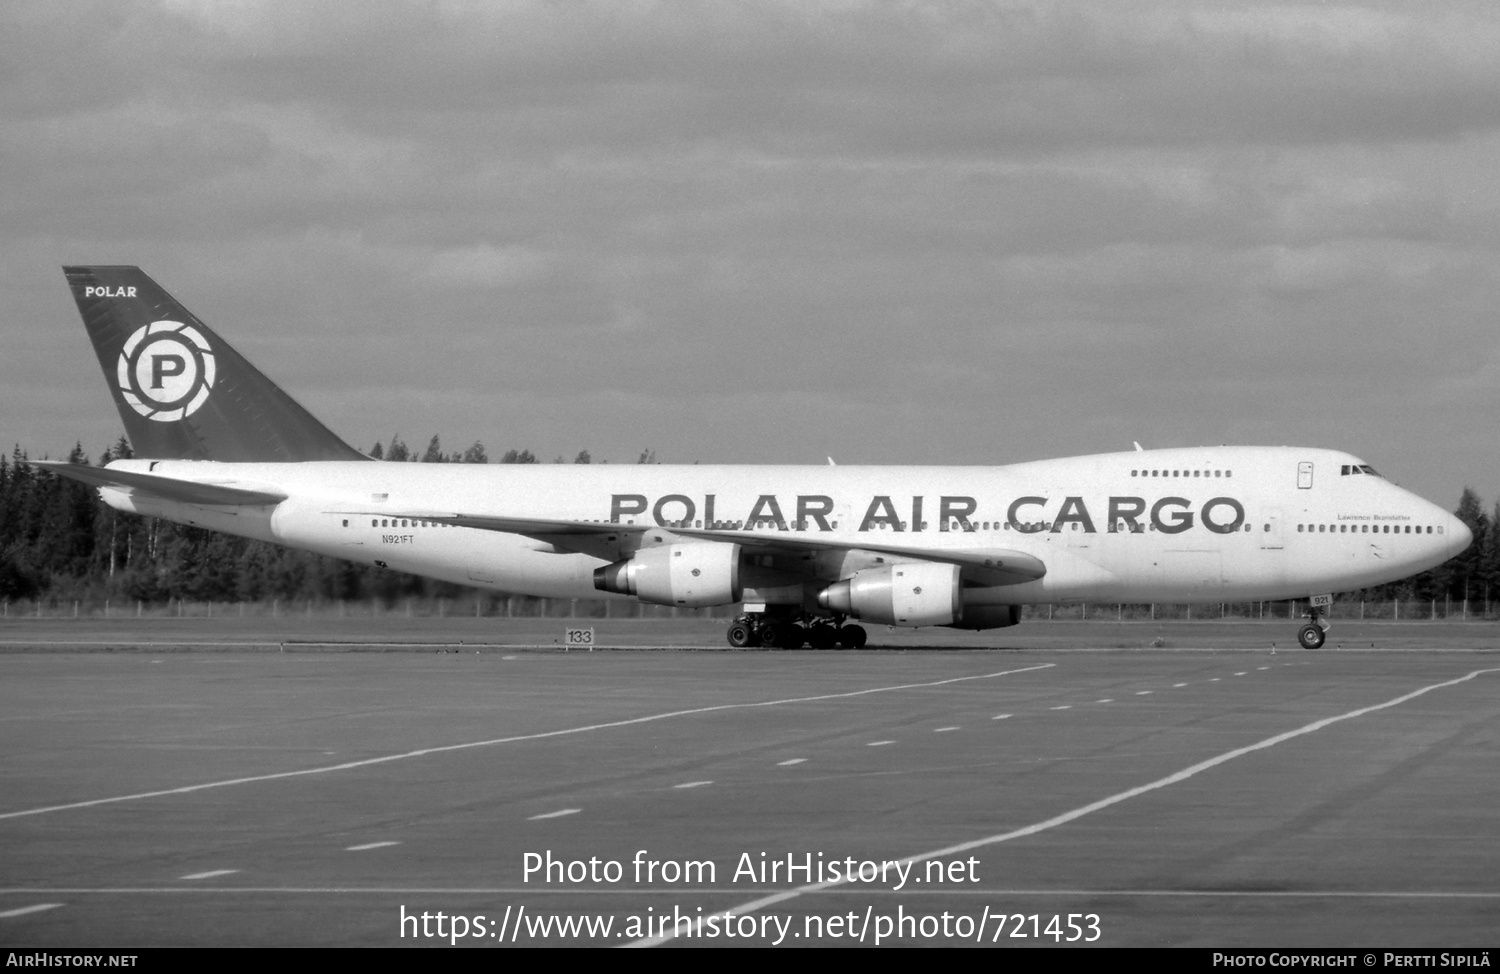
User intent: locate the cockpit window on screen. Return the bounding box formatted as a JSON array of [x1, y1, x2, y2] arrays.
[[1341, 464, 1382, 477], [1359, 465, 1379, 476]]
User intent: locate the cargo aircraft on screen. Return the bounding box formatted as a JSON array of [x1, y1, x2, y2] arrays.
[[40, 267, 1471, 650]]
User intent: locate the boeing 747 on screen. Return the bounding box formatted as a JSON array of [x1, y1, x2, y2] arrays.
[[39, 266, 1472, 649]]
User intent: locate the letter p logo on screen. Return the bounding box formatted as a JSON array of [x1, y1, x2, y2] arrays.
[[151, 353, 186, 388], [117, 321, 216, 422]]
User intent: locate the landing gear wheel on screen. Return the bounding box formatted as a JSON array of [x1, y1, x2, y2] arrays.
[[1297, 623, 1326, 650], [837, 624, 868, 649], [726, 622, 754, 648], [807, 624, 838, 650], [759, 623, 788, 649]]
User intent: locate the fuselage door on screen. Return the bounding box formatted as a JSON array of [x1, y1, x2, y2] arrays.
[[1259, 508, 1285, 551], [1297, 462, 1314, 490]]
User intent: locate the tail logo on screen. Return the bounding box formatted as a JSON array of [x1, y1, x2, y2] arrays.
[[116, 321, 216, 422]]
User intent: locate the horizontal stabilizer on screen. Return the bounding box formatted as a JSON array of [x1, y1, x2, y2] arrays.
[[32, 461, 288, 507]]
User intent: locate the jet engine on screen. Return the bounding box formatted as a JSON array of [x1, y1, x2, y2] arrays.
[[593, 542, 741, 607], [816, 562, 961, 627]]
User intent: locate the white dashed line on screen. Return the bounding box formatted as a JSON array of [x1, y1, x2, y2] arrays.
[[673, 781, 713, 789], [181, 870, 238, 881], [630, 667, 1500, 947], [527, 809, 580, 821], [1235, 672, 1248, 677], [1258, 667, 1270, 671], [1095, 699, 1113, 704], [0, 664, 1054, 822], [1173, 683, 1188, 688], [934, 726, 959, 733], [0, 903, 62, 919], [867, 741, 895, 747], [776, 759, 806, 766], [1209, 678, 1221, 682], [346, 841, 400, 851], [1136, 691, 1153, 696], [991, 714, 1012, 720]]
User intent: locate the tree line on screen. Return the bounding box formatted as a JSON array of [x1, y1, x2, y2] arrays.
[[1, 439, 1495, 608]]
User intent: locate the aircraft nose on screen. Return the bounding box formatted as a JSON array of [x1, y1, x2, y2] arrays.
[[1448, 513, 1474, 557]]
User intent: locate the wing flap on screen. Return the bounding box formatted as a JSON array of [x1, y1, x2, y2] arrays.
[[32, 461, 288, 507]]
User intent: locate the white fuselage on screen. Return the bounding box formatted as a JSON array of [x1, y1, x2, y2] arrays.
[[98, 446, 1468, 609]]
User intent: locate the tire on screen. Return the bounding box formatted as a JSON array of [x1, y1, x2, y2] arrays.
[[758, 623, 785, 649], [808, 624, 837, 650], [837, 624, 868, 649], [1297, 623, 1326, 649], [726, 623, 754, 648]]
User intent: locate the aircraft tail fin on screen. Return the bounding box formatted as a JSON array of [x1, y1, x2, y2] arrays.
[[63, 266, 368, 462]]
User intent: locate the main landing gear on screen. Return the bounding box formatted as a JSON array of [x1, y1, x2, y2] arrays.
[[726, 612, 867, 650], [1297, 603, 1330, 649]]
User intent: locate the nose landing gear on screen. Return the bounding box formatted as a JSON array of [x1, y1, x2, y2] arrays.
[[1297, 599, 1331, 649]]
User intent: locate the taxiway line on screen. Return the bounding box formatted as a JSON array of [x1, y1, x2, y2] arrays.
[[627, 666, 1500, 947], [0, 663, 1054, 822]]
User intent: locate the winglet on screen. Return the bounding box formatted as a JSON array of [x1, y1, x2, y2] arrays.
[[62, 266, 368, 462]]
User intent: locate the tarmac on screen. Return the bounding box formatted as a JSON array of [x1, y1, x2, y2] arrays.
[[0, 617, 1497, 947]]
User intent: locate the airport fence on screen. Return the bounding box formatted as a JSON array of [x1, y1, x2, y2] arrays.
[[2, 596, 1495, 623]]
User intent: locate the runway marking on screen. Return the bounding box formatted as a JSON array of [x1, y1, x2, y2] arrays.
[[1173, 683, 1188, 688], [0, 663, 1054, 821], [776, 759, 806, 766], [1258, 667, 1270, 671], [1135, 691, 1153, 696], [627, 666, 1500, 947], [345, 841, 399, 851], [1209, 678, 1221, 682], [0, 903, 63, 919], [934, 726, 959, 733], [1235, 672, 1248, 676], [181, 870, 238, 881], [991, 714, 1012, 720], [528, 809, 580, 821], [1094, 699, 1112, 704], [867, 741, 895, 747], [673, 781, 712, 789]]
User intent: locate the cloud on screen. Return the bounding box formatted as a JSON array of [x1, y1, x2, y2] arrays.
[[3, 0, 1498, 503]]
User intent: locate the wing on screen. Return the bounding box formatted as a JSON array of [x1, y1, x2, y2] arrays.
[[31, 461, 288, 507], [367, 510, 1046, 586]]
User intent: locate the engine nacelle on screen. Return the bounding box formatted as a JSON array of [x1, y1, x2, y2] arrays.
[[816, 562, 961, 627], [593, 542, 741, 607], [944, 604, 1021, 631]]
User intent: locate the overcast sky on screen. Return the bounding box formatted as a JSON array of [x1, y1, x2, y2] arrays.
[[4, 0, 1497, 507]]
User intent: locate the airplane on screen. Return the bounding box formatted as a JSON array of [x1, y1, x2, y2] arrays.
[[37, 266, 1472, 651]]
